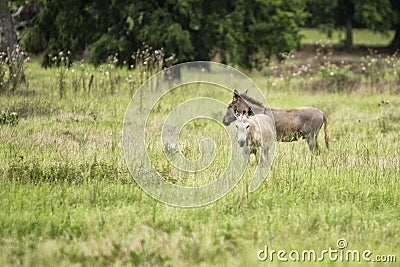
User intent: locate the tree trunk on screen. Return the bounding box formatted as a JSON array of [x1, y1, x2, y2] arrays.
[[345, 15, 353, 49], [0, 0, 25, 88], [389, 24, 400, 50], [0, 0, 18, 51]]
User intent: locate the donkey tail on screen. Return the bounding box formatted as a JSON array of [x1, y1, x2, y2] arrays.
[[323, 114, 329, 149]]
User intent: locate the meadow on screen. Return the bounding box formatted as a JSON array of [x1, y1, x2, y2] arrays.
[[300, 28, 394, 46], [1, 36, 400, 266]]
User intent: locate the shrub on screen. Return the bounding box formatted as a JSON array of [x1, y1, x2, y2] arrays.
[[1, 111, 19, 126], [316, 63, 360, 93], [0, 45, 28, 93]]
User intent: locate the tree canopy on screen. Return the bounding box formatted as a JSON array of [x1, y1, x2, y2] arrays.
[[306, 0, 397, 48], [5, 0, 400, 70], [21, 0, 306, 69]]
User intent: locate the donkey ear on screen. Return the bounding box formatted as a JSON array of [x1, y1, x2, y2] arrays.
[[242, 90, 248, 95], [233, 89, 240, 100], [248, 106, 254, 116]]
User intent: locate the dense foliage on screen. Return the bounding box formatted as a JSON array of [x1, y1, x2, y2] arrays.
[[7, 0, 400, 68], [306, 0, 398, 47], [22, 0, 306, 69]]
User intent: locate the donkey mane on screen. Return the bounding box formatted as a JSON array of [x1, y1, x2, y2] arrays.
[[240, 93, 265, 108]]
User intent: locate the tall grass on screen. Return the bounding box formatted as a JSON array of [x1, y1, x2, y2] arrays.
[[0, 47, 399, 266]]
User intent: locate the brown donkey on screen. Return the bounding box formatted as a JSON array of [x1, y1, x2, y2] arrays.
[[223, 90, 329, 152]]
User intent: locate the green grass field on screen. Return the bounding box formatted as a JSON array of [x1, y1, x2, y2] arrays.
[[1, 35, 400, 266], [300, 28, 394, 46]]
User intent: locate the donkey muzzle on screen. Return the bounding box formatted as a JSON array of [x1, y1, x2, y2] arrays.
[[238, 139, 247, 147]]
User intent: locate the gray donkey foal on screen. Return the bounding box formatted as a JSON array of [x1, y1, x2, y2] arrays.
[[235, 112, 275, 165]]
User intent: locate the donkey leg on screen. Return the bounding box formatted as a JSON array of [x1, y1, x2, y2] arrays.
[[315, 127, 322, 151], [307, 133, 316, 152], [314, 134, 320, 152], [259, 147, 266, 164], [242, 146, 250, 162], [266, 146, 272, 164], [262, 147, 269, 165]]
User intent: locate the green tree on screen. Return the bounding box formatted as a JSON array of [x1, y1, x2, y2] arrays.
[[24, 0, 307, 69], [24, 0, 96, 66], [220, 0, 306, 69], [388, 0, 400, 49], [307, 0, 396, 49]]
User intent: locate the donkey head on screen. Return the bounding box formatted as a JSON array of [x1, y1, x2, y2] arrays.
[[235, 114, 250, 147], [223, 90, 251, 126]]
